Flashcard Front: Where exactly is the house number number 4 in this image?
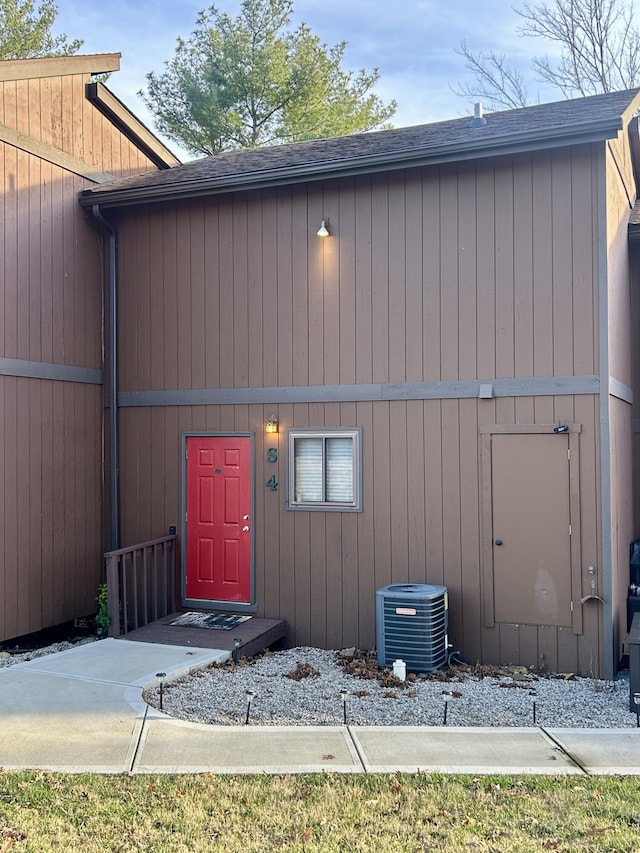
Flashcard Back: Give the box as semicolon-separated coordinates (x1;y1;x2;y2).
266;448;278;490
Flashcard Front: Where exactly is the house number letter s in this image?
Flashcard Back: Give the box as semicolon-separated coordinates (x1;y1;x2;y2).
266;448;278;490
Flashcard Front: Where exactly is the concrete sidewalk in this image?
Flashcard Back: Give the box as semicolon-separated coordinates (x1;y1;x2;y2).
1;638;639;775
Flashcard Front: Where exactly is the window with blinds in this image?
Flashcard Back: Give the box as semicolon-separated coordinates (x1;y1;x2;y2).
287;428;362;511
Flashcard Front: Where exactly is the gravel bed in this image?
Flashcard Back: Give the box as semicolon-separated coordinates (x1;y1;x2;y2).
0;637;97;667
143;647;637;729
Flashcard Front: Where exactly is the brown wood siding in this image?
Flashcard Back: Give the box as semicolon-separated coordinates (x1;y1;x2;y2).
0;65;166;642
115;146;599;394
0;72;160;177
2;159;102;367
114;143;609;675
117;396;602;673
606;142;634;387
605;128;636;664
609;397;633;658
632;248;640;537
0;378;102;639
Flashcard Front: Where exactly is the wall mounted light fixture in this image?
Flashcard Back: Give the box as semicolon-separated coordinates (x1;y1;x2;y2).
265;415;279;434
317;219;329;237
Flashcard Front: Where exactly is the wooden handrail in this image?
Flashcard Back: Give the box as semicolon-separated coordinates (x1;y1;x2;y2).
105;534;177;558
105;535;177;637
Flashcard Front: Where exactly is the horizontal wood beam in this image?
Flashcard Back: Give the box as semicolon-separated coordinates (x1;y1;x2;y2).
118;375;601;408
0;357;102;385
0;121;115;183
0;53;120;82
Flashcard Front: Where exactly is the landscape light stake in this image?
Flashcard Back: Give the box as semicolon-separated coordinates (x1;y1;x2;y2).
635;693;640;728
233;638;240;665
442;691;451;725
245;690;255;725
156;672;166;711
340;689;348;724
529;690;537;725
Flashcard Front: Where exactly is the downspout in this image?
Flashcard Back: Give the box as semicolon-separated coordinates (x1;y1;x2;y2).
91;204;120;551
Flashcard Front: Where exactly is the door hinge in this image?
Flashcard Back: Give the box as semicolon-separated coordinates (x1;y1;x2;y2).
567;448;570;460
570;600;574;612
569;524;572;535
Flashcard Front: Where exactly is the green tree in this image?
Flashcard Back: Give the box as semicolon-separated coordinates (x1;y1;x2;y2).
141;0;396;155
0;0;82;60
456;0;640;110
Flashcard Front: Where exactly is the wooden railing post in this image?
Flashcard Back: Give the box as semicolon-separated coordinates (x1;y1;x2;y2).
105;553;121;637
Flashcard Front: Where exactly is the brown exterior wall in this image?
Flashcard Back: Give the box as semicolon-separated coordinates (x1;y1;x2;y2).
0;68;159;178
118;397;603;673
115;147;601;392
609;397;633;655
632;244;640;539
1;159;102;368
605;120;636;666
0;60;165;642
113;143;613;675
0;379;102;637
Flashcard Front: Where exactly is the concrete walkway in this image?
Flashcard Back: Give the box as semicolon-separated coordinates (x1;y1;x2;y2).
1;638;639;775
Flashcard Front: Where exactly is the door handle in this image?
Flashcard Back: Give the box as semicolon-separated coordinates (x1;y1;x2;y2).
242;525;250;532
494;539;503;546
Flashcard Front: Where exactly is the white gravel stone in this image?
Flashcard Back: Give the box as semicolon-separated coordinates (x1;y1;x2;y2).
0;637;97;667
143;646;638;728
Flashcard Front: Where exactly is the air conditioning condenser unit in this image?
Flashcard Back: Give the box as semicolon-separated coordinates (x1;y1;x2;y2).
376;583;448;672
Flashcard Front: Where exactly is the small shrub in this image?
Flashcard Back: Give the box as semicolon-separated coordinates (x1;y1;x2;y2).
95;584;110;637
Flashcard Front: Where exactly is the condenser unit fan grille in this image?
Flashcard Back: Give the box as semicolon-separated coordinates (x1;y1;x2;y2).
376;583;448;672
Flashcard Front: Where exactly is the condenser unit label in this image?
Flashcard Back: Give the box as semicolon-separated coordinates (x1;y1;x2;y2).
395;607;417;616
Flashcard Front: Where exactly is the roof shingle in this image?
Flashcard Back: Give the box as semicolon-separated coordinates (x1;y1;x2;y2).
80;88;640;208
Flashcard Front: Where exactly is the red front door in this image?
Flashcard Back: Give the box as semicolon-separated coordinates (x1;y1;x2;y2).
185;436;252;603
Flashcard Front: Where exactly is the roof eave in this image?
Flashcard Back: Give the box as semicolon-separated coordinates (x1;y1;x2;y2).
0;53;121;82
79;114;624;210
85;82;181;169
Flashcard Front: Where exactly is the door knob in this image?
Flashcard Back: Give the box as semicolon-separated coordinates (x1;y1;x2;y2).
494;539;503;546
242;525;250;532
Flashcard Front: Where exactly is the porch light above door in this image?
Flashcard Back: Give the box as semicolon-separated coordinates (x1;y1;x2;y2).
317;219;329;237
265;415;279;434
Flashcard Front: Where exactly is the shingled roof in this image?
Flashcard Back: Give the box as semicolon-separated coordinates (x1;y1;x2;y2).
80;87;640;209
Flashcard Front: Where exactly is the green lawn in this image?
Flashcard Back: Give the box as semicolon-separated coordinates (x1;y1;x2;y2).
0;771;639;851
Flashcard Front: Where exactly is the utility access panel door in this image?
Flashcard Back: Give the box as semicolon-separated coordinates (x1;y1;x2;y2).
186;436;252;603
491;432;572;627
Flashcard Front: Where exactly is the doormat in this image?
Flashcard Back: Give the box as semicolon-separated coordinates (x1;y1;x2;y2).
169;612;252;630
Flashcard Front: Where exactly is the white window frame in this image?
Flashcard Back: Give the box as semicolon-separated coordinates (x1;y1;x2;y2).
287;427;363;512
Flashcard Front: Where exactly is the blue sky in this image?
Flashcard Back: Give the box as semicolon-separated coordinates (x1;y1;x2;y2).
54;0;558;159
